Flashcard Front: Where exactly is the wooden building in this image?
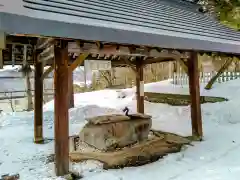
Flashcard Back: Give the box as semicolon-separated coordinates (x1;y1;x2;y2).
0;0;239;176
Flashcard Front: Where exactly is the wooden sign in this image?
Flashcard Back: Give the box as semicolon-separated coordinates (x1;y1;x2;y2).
140;81;144;96
2;43;33;65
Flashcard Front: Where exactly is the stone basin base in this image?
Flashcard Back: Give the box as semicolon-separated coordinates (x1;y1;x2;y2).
79;114;152;151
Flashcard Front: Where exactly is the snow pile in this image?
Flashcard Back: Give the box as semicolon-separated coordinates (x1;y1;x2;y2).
1;78;240;179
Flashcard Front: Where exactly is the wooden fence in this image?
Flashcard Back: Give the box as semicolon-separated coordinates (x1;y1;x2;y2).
0;89;54;112
173;71;240;85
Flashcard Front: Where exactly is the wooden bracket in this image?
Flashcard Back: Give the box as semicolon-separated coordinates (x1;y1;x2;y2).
36;38;55;50
124;57;137;73
69;53;89;72
41;64;54;80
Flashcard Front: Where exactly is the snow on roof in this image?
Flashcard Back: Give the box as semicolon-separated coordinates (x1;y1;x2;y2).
0;0;240;54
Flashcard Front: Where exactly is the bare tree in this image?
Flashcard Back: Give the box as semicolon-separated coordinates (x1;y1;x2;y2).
20;65;33;111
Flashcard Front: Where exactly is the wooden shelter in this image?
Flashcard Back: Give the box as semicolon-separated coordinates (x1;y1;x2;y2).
0;0;240;176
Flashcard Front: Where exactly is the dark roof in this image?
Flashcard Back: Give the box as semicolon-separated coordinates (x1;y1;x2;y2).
156;0;202;12
0;0;240;54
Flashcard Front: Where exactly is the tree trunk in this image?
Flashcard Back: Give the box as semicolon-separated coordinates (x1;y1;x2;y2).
26;71;33;111
205;57;233;90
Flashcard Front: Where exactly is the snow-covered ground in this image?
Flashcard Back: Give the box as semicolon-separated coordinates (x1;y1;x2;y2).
1;75;240;179
0;66;92;112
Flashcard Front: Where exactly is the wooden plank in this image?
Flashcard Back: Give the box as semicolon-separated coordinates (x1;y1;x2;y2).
136;57;144;113
188;52;203;139
69;53;89;72
34;51;44;143
54;45;69;176
68;69;74;108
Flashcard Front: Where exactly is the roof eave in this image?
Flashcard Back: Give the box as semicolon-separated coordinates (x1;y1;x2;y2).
0;12;239;55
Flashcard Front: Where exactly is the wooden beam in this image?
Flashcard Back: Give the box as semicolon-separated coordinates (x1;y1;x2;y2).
41;64;54;80
188;52;203;140
69;53;89;72
68;42;189;59
136;57;144;113
68;69;74;108
143;57;174;65
34;50;44;143
205;57;234;90
54;44;69;176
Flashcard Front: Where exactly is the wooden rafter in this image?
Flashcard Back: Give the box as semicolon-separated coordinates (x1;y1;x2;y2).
3;36;192;68
68;41;189;60
4;36;240;67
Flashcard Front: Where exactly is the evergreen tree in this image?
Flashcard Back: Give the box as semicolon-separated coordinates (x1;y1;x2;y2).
199;0;240;30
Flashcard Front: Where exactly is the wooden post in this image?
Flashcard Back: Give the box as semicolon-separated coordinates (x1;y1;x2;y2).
0;50;3;69
54;44;69;176
34;51;44;143
188;52;203;139
136;57;144;113
0;31;6;69
68;69;74;108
